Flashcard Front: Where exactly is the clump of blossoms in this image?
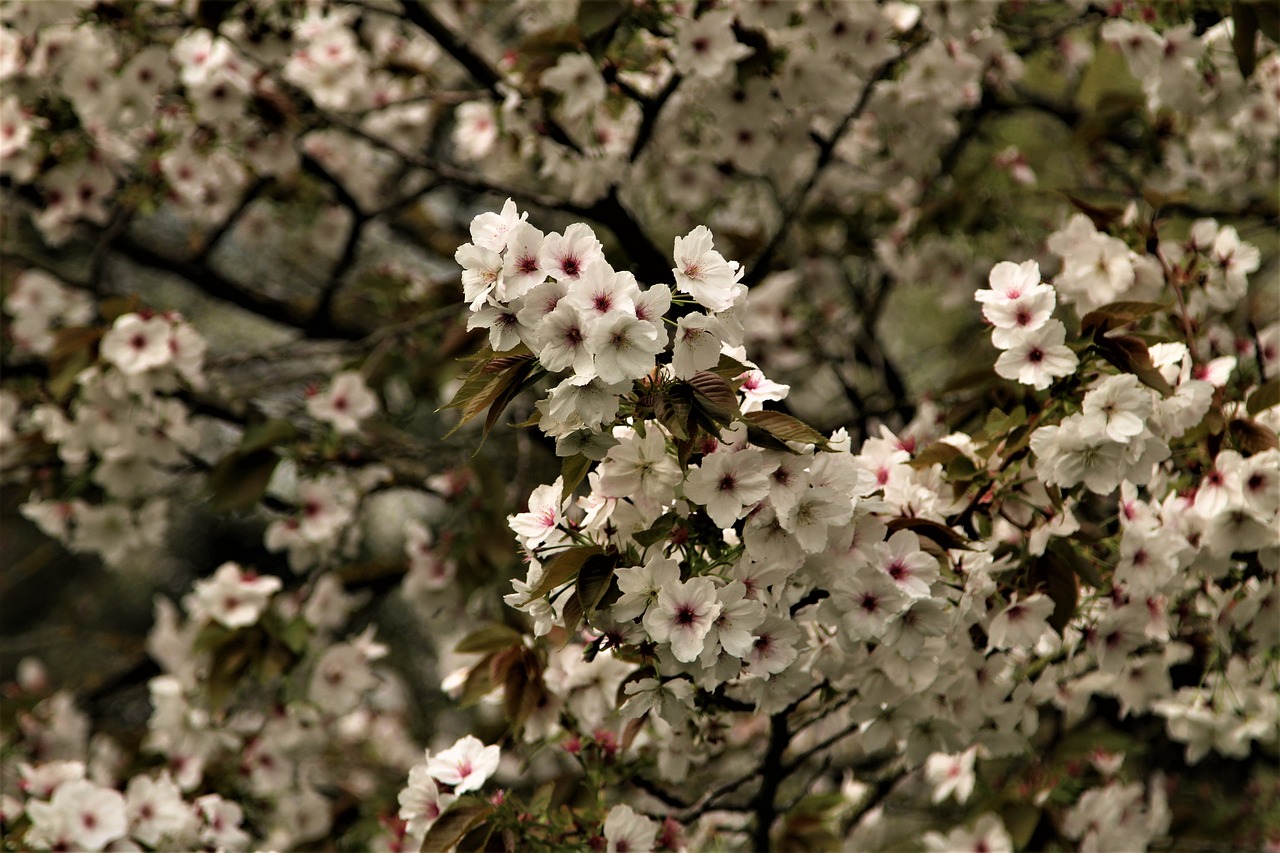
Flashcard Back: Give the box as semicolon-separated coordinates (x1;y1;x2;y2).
435;200;1279;851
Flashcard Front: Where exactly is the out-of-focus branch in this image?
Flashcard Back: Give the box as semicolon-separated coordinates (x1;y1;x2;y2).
742;39;926;288
193;177;273;265
394;1;506;98
113;232;368;339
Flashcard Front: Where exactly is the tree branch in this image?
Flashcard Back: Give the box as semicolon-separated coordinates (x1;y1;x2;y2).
742;39;925;288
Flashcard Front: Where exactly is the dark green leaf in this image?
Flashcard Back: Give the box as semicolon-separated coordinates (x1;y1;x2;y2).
207;448;280;512
576;553;618;615
708;352;751;380
577;0;626;39
561;591;584;632
528;545;604;600
633;512;677;548
655;387;693;440
1059;191;1124;229
420;799;496;853
1039;550;1080;634
1049;541;1106;589
277;616;311;655
561;452;593;501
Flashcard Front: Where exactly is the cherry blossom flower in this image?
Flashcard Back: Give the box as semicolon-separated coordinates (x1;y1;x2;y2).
542;53;607;119
736;369;790;412
588;312;663;384
987;593;1054;650
469;197;526;253
1082;374;1153;443
603;803;658;853
455;241;506;310
26;778;127;852
501;220;548;299
538;223;604;282
453;100;498;161
873;529;939;599
614;556;681;621
671;312;724;379
683;447;771;528
398;764;457;838
834;569;909;641
188;562;282;629
100;313;173;375
195;794;250;851
993;320;1078;390
672;10;752;79
923;813;1012;853
537;301;596;377
643;576;722;662
924;746;978;803
598;428;682;502
426;734;501;793
672;225;745;312
307;370;378;434
508;477;568;548
125;772;195;848
568;264;639;323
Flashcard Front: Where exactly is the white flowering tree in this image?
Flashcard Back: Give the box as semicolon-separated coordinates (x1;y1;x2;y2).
2;1;1278;852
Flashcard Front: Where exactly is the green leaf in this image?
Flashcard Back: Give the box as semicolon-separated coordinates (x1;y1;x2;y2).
909;441;965;469
742;410;829;450
528;545;604;600
420;799;496;853
207;448;280;512
1247;380;1280;416
1002;803;1042;850
633;512;677;548
576;0;626;39
277;616;312;655
456;623;525;654
1080;301;1166;336
482;360;538;442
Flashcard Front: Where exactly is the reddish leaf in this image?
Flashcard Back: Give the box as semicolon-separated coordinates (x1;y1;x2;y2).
1080;301;1166;336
